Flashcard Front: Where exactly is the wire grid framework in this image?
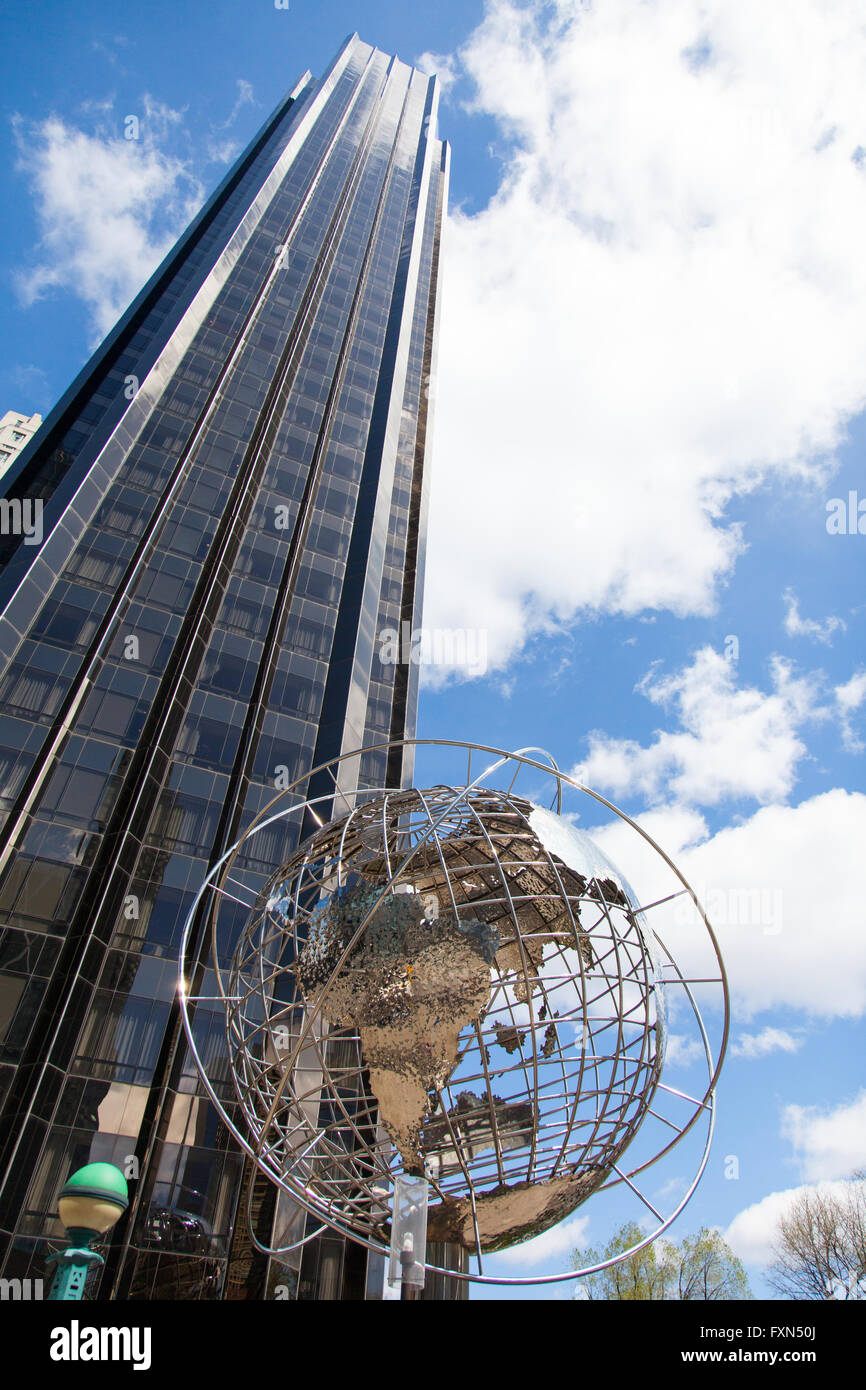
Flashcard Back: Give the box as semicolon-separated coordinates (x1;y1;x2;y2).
179;740;729;1286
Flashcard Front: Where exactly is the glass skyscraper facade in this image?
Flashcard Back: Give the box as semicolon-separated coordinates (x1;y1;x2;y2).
0;34;455;1299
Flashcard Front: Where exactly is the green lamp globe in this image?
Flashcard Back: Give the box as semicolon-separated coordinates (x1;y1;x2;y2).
57;1162;129;1236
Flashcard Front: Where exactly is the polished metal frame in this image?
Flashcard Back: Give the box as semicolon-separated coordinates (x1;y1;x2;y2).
178;739;729;1286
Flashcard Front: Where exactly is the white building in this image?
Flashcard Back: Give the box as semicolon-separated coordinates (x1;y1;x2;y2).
0;410;42;480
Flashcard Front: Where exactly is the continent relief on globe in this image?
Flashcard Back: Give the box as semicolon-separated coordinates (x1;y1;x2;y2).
295;885;497;1166
293;809;633;1251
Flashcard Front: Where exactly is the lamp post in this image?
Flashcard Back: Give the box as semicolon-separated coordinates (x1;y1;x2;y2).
46;1162;129;1301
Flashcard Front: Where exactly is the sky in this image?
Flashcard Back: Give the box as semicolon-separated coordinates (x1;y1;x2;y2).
2;0;866;1301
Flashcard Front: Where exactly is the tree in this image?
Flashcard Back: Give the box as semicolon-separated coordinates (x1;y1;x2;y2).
767;1176;866;1301
572;1221;752;1300
675;1228;752;1301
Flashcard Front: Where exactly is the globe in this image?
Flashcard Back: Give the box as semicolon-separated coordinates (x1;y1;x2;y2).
224;782;667;1254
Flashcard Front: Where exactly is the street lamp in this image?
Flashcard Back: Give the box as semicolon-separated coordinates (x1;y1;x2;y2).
46;1162;129;1301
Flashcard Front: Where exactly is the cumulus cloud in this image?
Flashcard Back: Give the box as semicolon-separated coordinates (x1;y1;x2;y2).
726;1179;865;1266
14;113;202;342
414;51;460;92
782;1091;866;1180
575;647;826;807
732;1027;804;1060
495;1210;590;1265
782;589;846;645
834;670;866;752
590;788;866;1018
664;1032;704;1067
424;0;866;676
206;139;242;167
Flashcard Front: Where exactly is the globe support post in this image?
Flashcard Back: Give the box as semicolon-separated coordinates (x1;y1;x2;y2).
390;1174;429;1300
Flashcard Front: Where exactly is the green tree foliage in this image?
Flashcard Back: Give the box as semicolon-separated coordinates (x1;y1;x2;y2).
572;1222;752;1300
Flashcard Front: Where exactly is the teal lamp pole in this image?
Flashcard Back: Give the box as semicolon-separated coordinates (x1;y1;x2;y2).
46;1163;129;1301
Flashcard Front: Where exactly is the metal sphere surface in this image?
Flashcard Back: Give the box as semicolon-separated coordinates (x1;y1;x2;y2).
226;785;667;1253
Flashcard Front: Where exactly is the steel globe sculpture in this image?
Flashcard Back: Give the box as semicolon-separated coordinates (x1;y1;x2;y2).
179;741;728;1287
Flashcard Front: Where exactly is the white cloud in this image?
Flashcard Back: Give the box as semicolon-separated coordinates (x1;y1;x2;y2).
664;1032;704;1067
141;94;187;135
653;1174;689;1204
15;114;202;342
782;589;846;645
425;0;866;675
495;1210;590;1266
79;96;116;117
414;50;460;92
732;1027;803;1059
834;670;866;752
215;78;256;131
782;1091;866;1180
207;138;242;167
590;787;866;1019
835;671;866;710
575;647;826;807
726;1180;864;1266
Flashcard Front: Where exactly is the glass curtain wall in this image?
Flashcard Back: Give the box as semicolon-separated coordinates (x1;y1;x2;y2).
0;34;457;1300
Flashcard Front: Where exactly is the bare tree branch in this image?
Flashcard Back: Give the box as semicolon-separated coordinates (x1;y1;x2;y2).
768;1177;866;1300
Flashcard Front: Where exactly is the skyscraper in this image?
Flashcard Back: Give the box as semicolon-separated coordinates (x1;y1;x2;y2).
0;412;42;483
0;34;453;1299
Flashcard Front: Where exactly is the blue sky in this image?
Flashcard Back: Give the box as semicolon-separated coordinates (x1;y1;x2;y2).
3;0;866;1300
